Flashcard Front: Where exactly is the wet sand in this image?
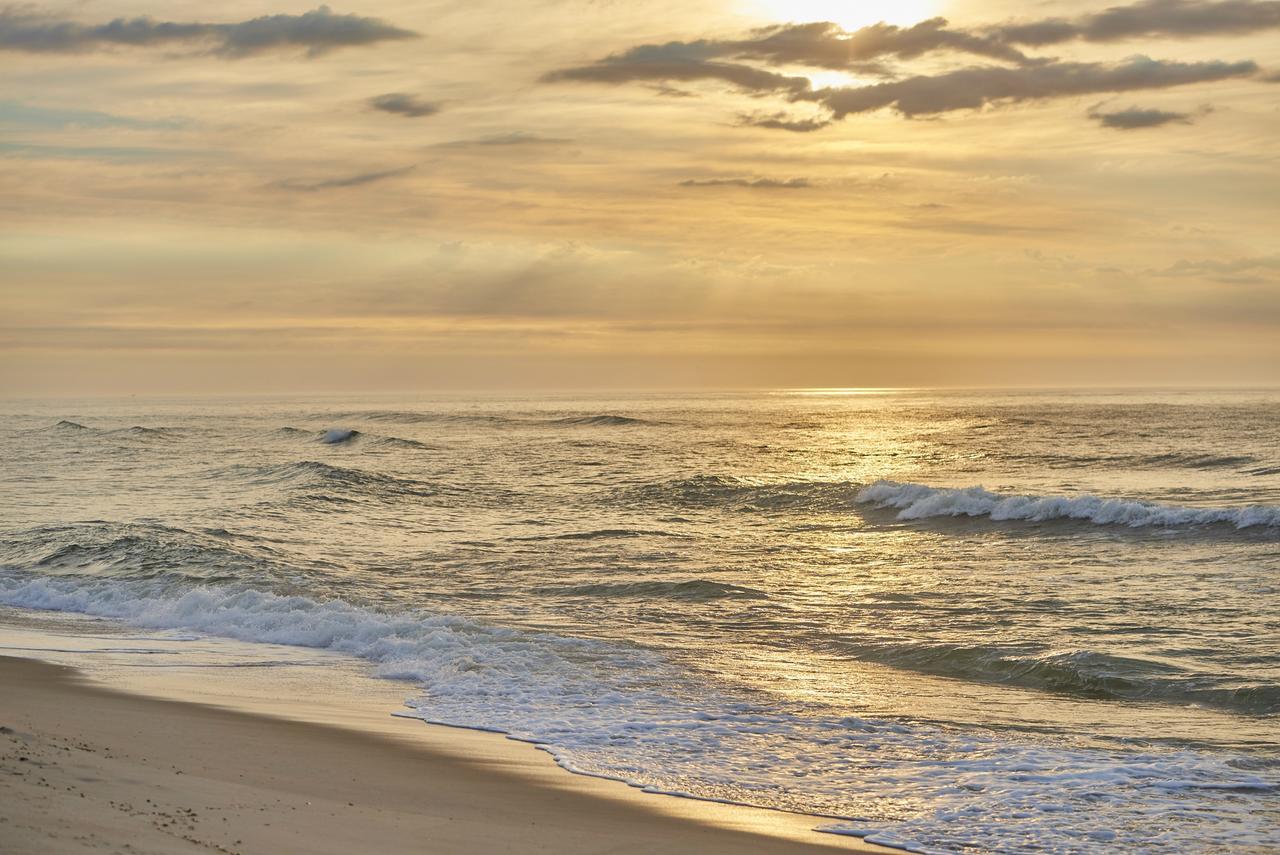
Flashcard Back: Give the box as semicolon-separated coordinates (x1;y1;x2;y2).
0;655;891;854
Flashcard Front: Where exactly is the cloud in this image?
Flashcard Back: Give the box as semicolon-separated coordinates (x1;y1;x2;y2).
1156;255;1280;279
432;132;572;148
991;0;1280;47
679;177;811;188
738;112;832;132
725;19;1028;67
369;93;440;118
544;2;1280;89
0;5;418;57
808;56;1257;119
0;100;183;130
542;55;811;95
543;4;1273;129
1087;103;1204;128
272;165;415;192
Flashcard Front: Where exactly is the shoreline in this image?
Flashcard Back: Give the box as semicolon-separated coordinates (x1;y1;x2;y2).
0;619;895;854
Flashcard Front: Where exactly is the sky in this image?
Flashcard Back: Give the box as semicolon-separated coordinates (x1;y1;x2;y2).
1;0;1278;394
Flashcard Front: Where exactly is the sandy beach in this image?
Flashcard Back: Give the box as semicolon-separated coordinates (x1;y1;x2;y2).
0;654;890;854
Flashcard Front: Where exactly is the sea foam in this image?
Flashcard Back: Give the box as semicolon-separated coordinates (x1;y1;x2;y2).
856;480;1280;529
0;570;1274;855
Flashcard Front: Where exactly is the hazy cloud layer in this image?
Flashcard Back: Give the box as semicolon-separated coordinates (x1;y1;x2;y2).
272;165;415;192
679;177;811;188
0;5;418;57
431;132;573;148
369;93;440;117
1158;255;1280;278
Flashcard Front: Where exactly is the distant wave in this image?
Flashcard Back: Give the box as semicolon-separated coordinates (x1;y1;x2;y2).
624;475;863;512
831;640;1280;716
514;528;678;542
320;427;360;444
322;411;653;428
277;426;431;450
547;415;649;427
856;480;1280;529
216;460;438;500
40;420;172;439
543;579;767;601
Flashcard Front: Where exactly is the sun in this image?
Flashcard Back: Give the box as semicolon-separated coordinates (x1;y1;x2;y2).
745;0;943;29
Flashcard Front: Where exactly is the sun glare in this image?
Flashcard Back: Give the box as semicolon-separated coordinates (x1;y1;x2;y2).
746;0;943;29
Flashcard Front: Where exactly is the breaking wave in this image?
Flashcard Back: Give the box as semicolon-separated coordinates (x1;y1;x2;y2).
856;480;1280;530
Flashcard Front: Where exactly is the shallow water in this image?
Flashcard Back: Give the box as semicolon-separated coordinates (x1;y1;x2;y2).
1;389;1277;853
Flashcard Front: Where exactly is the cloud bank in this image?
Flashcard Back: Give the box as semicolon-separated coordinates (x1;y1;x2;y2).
0;5;418;57
545;0;1277;128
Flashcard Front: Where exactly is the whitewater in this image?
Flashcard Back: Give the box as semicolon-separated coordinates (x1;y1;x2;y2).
1;389;1278;853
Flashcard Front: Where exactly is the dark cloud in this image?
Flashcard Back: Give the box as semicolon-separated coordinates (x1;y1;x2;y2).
544;2;1280;88
543;56;811;95
728;19;1028;67
992;0;1280;47
543;3;1274;129
1087;103;1202;128
369;93;440;118
272;165;415;192
808;56;1256;119
679;177;811;188
0;5;418;57
739;112;832;132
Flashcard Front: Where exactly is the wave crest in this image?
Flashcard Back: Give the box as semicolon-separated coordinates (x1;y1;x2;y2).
856;480;1280;530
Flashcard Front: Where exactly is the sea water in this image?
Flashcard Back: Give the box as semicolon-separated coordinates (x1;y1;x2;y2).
1;389;1277;853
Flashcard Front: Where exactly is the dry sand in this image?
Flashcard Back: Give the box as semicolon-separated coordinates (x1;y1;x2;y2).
0;655;892;854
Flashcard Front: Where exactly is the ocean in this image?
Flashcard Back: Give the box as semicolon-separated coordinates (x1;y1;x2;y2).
1;388;1277;853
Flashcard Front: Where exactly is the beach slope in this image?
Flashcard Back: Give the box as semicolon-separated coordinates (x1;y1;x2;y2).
0;656;882;854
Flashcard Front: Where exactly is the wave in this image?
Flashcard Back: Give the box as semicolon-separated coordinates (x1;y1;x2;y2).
320;427;359;444
276;425;430;450
540;579;767;601
1136;453;1258;470
831;640;1280;716
514;528;677;542
547;415;649;427
624;476;861;511
0;522;283;584
856;480;1280;530
215;460;438;500
1026;451;1263;471
321;411;652;428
